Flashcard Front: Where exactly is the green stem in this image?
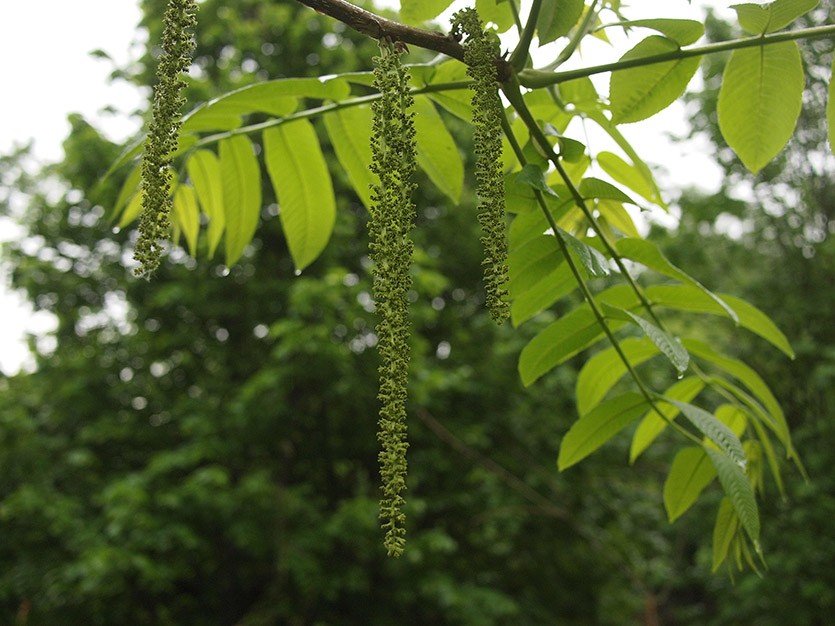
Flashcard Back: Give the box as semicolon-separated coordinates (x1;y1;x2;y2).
519;23;835;88
187;80;470;151
509;0;542;71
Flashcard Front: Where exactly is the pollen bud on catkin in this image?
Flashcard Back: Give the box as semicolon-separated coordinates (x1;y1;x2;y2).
134;0;198;278
451;9;510;324
368;41;417;558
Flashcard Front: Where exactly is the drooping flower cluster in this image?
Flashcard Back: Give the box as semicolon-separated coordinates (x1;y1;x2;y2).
368;41;417;558
134;0;198;278
452;8;510;323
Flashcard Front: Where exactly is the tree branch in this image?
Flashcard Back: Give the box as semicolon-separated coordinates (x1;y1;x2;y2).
295;0;466;61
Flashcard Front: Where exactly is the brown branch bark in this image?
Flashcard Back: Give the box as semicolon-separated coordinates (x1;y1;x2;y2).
295;0;466;61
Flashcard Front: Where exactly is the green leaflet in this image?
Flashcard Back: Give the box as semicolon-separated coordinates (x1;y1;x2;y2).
510;261;575;326
537;0;585;45
586;111;667;209
508;235;562;295
597;200;641;238
264;120;336;272
667;400;747;468
712;497;739;571
706;448;761;546
181;77;350;133
597;151;661;207
683;338;792;449
111;164;142;222
609;36;701;124
732;0;819;34
519;285;636;386
630;376;704;463
611;19;704;46
187;150;225;258
579;177;637;205
400;0;453;24
621;310;690;375
323;105;375;210
413;97;464;203
558;393;650;470
718;41;804;174
475;0;515;33
172;184;199;256
575;337;659;416
664;446;717;522
646;284;793;357
554;227;610;278
219;136;261;267
616;238;738;323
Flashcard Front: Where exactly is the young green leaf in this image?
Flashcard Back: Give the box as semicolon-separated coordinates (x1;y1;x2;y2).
475;0;515;33
264;119;336;272
323;106;375;210
622;310;690;375
597;151;662;206
706;448;761;546
667;400;747;468
597;200;641;238
413;97;464;203
664;446;717;522
537;0;585;45
609;36;701;124
401;0;454;24
576;337;659;416
630;377;704;463
220;135;261;267
554;226;610;278
646;284;794;357
579;177;638;205
510;261;576;326
732;0;819;34
558;393;650;470
187;150;224;258
712;497;739;571
718;41;804;173
616;238;738;323
172;184;199;257
611;18;705;46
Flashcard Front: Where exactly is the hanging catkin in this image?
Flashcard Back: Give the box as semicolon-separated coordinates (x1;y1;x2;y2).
134;0;198;278
452;9;510;324
368;41;417;558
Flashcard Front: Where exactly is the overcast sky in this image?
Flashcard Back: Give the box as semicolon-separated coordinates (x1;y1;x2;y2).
0;0;737;373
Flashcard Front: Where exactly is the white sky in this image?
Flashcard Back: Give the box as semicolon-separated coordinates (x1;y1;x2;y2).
0;0;740;374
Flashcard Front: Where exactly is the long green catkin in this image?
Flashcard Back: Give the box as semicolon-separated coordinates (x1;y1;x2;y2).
368;41;417;558
452;8;510;324
134;0;198;278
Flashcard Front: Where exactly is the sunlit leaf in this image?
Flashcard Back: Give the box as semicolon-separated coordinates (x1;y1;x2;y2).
173;185;200;256
610;36;701;124
706;448;761;545
613;18;704;45
264;120;336;271
558;393;650;470
476;0;515;33
630;377;704;462
220;136;261;267
576;337;659;415
732;0;819;34
555;227;610;278
537;0;585;45
414;97;464;203
323;105;375;210
400;0;454;24
187;150;224;258
664;446;717;521
579;177;637;205
718;41;804;173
